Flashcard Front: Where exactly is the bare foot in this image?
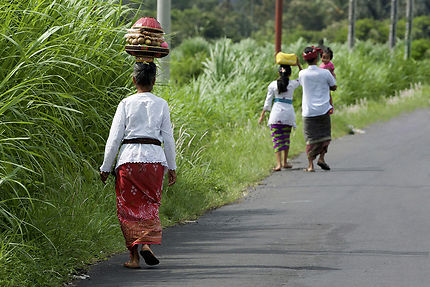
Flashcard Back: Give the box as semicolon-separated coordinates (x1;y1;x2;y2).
123;261;140;269
272;166;281;171
282;163;293;169
303;167;315;172
124;245;140;268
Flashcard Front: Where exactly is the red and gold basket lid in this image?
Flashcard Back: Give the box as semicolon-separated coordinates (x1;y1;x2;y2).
124;17;169;61
132;17;163;33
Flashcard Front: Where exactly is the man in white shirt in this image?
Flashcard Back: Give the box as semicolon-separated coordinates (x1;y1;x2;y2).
299;46;337;172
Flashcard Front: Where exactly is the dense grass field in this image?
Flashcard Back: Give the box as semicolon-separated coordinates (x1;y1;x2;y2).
1;0;430;286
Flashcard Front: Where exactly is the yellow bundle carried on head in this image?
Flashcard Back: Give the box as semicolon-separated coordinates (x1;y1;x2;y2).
276;52;297;66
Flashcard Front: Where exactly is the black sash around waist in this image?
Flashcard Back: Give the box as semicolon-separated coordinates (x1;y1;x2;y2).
122;137;161;146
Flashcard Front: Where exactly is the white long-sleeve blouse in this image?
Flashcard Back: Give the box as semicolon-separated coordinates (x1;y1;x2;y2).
100;92;176;172
263;80;300;128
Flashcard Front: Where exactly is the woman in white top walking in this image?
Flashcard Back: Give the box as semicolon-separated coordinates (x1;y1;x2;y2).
100;62;176;268
259;60;302;171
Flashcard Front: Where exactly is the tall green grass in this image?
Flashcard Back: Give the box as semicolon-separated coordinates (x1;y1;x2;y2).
1;1;430;285
1;0;133;224
170;37;210;85
0;0;136;285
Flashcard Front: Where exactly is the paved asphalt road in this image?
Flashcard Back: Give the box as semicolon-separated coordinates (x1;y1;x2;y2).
74;108;430;287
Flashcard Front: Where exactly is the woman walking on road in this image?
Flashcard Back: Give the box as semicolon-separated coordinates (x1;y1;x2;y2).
99;62;177;268
259;59;302;171
299;46;337;172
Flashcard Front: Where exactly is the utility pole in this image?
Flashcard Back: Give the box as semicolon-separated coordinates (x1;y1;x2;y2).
348;0;356;50
404;0;413;59
157;0;171;83
275;0;283;54
389;0;398;50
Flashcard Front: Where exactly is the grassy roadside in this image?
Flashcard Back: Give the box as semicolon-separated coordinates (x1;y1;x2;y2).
332;84;430;132
1;86;428;286
160;83;430;226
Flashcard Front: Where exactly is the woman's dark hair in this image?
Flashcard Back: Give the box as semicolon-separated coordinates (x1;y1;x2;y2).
277;65;291;93
323;47;333;60
133;62;157;87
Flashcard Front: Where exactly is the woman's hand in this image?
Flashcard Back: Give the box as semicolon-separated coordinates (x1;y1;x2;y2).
258;110;266;125
258;115;264;125
296;57;302;71
168;169;177;186
100;171;109;184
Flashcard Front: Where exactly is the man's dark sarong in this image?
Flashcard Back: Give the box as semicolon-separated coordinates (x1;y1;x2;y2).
303;113;331;160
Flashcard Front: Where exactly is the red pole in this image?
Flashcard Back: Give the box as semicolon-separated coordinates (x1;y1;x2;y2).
275;0;283;54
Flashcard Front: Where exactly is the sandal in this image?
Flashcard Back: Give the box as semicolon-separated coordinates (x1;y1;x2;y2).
317;161;330;170
140;248;160;266
303;168;315;172
282;163;293;169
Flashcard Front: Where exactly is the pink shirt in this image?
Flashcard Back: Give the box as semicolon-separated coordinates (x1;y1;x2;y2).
320;61;335;79
320;61;335;72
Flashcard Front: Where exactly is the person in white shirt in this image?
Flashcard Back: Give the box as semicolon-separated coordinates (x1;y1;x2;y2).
259;60;302;171
99;61;176;268
299;46;337;172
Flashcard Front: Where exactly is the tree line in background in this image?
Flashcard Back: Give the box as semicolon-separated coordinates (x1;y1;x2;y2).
127;0;429;57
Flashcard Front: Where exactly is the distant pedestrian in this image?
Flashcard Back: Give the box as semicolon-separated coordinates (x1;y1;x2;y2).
259;58;302;171
320;47;336;78
99;61;177;268
299;46;337;172
320;47;336;114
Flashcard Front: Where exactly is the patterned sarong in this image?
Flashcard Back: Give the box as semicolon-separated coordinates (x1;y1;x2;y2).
115;162;165;249
303;113;331;160
270;124;292;152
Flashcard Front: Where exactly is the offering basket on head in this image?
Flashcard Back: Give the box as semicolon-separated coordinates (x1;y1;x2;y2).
125;17;169;62
275;52;297;66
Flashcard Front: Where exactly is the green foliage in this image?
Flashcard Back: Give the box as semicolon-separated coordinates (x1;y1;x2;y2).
0;0;133;225
412;16;430;39
411;39;430;60
170;37;210;84
1;0;430;285
355;18;389;43
321;20;349;43
134;1;430;48
321;16;430;49
0;0;135;284
286;0;328;30
171;7;223;46
331;40;430;106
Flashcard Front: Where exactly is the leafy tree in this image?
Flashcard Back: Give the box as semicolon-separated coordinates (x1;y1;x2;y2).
411;39;430;60
252;0;275;29
123;0;430;48
171;7;223;46
415;0;430;16
322;20;349;42
355;18;389;43
412;16;430;39
286;0;327;30
356;0;391;19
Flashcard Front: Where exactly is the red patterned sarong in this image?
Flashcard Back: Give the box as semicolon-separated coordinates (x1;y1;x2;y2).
115;162;165;249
